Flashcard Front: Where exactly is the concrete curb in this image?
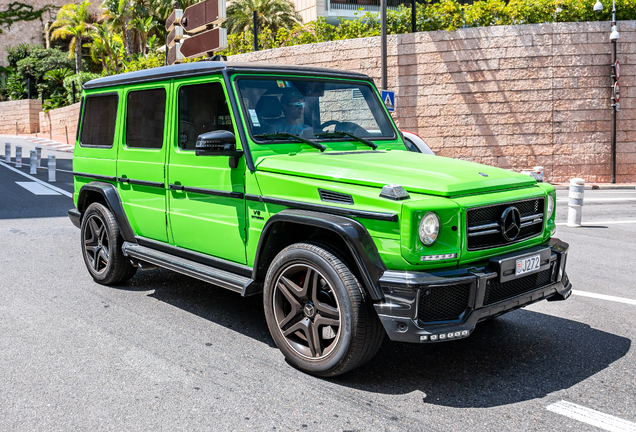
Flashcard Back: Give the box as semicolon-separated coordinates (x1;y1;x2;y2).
552;183;635;190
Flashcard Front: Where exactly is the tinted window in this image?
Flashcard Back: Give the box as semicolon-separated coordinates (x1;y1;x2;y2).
126;88;166;149
80;94;118;147
178;82;232;150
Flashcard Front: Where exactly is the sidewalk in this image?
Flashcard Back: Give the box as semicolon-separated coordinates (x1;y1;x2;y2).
2;133;74;153
551;182;635;190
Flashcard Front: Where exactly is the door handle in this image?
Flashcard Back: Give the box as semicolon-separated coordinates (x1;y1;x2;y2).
168;183;185;191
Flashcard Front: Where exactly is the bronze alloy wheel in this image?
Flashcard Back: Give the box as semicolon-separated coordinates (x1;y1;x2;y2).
80;203;137;285
83;214;111;275
263;242;385;376
273;263;342;360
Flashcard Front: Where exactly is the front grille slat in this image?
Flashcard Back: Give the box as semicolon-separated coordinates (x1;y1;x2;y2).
483;265;554;306
466;198;544;250
418;283;471;323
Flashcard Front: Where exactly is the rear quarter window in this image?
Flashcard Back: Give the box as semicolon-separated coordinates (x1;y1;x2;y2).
80;94;118;148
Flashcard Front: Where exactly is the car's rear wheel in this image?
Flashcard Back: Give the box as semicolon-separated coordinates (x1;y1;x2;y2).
80;202;136;285
263;242;384;377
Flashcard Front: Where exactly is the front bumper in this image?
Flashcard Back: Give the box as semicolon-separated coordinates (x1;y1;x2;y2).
374;238;571;343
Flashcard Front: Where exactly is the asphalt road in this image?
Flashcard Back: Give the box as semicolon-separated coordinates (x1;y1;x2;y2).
0;151;634;431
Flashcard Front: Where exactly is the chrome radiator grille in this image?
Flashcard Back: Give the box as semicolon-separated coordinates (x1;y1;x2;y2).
466;198;544;250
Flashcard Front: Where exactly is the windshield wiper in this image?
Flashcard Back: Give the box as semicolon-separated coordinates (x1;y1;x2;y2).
254;133;326;152
314;131;378;150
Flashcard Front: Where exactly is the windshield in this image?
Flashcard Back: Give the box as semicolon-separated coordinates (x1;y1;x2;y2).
236;78;396;143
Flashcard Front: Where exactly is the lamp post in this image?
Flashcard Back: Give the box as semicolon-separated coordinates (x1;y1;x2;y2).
594;0;619;183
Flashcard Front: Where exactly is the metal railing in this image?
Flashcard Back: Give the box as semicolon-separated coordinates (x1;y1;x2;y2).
327;0;476;12
328;0;411;11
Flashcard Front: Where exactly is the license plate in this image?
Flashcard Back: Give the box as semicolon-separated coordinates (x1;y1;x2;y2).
515;254;541;276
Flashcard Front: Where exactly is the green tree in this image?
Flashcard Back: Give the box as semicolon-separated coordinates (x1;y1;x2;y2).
50;1;95;74
226;0;301;35
101;0;133;56
130;15;156;55
88;22;121;74
13;45;74;99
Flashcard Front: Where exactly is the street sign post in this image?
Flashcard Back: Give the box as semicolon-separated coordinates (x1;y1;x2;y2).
180;28;227;59
165;0;227;65
614;82;620;103
181;0;226;33
614;60;620;80
381;90;395;112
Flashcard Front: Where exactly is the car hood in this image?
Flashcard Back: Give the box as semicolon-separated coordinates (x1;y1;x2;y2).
256;151;536;197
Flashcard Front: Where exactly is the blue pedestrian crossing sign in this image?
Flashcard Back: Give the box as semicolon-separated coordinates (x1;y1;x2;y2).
381;90;395;112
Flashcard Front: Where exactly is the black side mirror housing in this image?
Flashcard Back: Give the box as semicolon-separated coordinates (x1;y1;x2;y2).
195;130;243;168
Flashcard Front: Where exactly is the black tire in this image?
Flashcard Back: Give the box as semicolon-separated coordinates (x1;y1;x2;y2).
80;202;137;285
263;242;384;377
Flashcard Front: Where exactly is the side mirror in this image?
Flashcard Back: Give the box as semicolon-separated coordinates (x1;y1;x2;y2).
195;130;243;168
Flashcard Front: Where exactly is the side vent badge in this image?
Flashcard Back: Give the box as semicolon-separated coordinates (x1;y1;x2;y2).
380;184;410;201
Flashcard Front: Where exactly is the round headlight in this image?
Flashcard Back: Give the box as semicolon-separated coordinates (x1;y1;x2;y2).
419;212;440;246
547;194;555;220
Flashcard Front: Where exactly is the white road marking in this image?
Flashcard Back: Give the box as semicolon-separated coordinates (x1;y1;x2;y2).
557;198;636;202
15;181;61;195
556;220;636;226
572;290;636;306
0;160;72;198
547;401;636;432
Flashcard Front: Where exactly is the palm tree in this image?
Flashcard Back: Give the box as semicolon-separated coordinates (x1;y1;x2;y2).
50;1;96;73
101;0;133;56
130;16;156;56
90;23;120;73
226;0;301;35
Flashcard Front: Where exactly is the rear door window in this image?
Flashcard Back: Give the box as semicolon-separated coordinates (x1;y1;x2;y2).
80;94;118;148
125;88;167;149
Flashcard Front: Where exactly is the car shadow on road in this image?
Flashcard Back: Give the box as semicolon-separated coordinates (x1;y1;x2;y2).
331;310;631;408
112;269;631;408
115;268;276;348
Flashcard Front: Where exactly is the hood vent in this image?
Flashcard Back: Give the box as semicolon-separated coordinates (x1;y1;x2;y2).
319;189;354;205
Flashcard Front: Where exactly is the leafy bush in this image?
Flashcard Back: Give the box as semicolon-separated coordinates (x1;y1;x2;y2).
218;0;636;56
63;72;100;104
122;51;166;72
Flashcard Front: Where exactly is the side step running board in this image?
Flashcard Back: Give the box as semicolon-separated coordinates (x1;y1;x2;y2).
122;242;256;295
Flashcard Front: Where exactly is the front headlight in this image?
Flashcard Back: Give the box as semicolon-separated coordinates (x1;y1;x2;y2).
419;212;440;246
547;194;555;220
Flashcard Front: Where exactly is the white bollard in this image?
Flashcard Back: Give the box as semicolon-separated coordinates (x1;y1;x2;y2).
567;178;585;227
4;143;10;163
15;145;22;168
35;146;42;168
29;150;37;174
47;154;56;182
533;166;544;182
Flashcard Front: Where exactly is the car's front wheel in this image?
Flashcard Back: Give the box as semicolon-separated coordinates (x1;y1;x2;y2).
80;202;136;285
263;242;384;377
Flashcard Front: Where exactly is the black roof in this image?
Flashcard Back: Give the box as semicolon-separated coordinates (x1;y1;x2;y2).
83;61;372;90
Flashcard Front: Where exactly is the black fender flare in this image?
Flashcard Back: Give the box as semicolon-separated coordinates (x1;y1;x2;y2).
77;182;136;243
253;209;386;301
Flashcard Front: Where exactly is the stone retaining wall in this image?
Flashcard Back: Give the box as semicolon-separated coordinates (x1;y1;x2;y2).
0;99;42;134
230;21;636;183
39;102;81;141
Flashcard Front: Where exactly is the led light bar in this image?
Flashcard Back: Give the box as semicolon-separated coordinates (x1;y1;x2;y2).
420;330;470;341
420;253;458;261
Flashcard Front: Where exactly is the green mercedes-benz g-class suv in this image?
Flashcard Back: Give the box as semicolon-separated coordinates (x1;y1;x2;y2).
69;61;571;376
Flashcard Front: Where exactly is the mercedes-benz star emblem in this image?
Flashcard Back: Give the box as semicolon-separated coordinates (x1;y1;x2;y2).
500;206;521;241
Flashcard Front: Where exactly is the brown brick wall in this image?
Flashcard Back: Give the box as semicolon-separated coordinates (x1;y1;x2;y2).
38;102;81;141
0;99;42;134
230;21;636;183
